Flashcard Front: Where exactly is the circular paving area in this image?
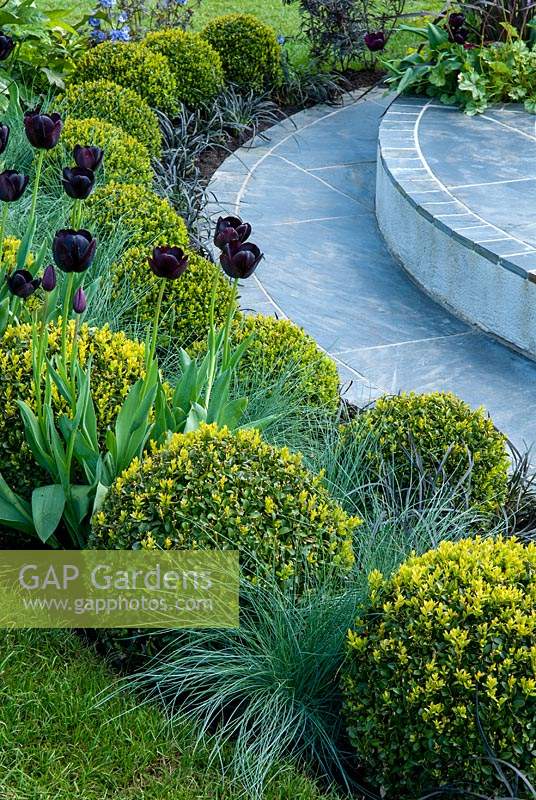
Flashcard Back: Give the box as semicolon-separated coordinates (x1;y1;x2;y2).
377;98;536;355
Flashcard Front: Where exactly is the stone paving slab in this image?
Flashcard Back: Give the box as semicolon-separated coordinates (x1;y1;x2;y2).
207;88;536;449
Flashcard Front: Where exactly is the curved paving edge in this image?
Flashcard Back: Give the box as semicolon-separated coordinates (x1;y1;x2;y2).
207;89;536;449
378;97;536;356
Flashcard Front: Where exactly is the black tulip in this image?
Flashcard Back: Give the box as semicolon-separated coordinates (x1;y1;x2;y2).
6;269;40;299
41;264;57;292
451;26;469;43
52;229;97;273
0;33;15;61
73;287;87;314
220;241;263;280
62;166;95;200
0;170;28;202
364;30;386;52
148;246;189;280
448;12;466;29
73;144;104;172
24;110;63;150
214;216;252;250
0;124;9;155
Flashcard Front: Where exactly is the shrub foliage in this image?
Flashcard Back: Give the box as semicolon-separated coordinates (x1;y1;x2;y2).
202;14;282;94
90;423;359;587
342;536;536;797
348;392;509;513
60;80;162;158
59;117;152;187
143;29;224;110
111;245;236;347
73;41;178;114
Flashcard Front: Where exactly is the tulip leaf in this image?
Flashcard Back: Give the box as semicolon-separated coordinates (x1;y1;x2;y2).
68;485;93;526
427;22;449;48
16;400;55;475
92;482;110;516
112;378;156;475
218;398;248;431
240;413;281;433
207;370;232;425
31;484;65;543
184;403;207;433
0;472;35;535
16;213;37;271
0;296;10;337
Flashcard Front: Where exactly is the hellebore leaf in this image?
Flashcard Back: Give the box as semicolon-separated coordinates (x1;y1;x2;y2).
427;23;449;48
31;484;65;543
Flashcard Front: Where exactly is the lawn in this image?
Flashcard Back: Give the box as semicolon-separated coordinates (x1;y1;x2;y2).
0;628;334;800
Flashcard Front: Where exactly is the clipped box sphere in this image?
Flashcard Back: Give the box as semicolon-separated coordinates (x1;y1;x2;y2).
87;182;188;250
111;245;236;348
192;314;340;409
342;536;536;798
0;322;146;499
73;41;178;114
143;29;224;110
58;117;152;187
347;392;509;513
90;423;359;588
202;13;282;94
60;80;162;158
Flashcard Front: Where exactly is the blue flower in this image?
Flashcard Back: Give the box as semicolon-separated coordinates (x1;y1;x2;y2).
117;10;128;22
277;34;286;45
98;0;115;8
88;16;101;27
110;25;130;41
176;0;187;5
91;28;107;41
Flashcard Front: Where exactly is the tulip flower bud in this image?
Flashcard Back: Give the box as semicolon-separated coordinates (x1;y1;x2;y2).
73;287;87;314
148;246;189;280
214;216;252;250
53;229;97;273
73;145;104;172
364;30;386;52
41;264;57;292
0;170;28;202
62;166;95;200
0;124;9;155
24;110;63;150
6;269;41;299
0;33;15;61
220;241;263;280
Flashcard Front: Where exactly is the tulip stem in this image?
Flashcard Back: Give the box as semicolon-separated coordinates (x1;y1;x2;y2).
204;273;221;412
29;149;45;225
0;201;8;269
222;278;238;370
148;280;166;369
34;293;50;423
61;272;75;370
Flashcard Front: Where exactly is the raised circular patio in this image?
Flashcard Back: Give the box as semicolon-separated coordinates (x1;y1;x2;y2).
377;97;536;355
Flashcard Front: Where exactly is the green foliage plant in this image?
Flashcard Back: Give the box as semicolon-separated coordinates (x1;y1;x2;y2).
342;536;536;798
143;29;224;110
60;80;162;158
346;391;510;514
72;41;178;114
202;13;283;93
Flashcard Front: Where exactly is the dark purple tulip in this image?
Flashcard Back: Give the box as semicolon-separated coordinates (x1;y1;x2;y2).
6;269;40;299
0;124;9;155
220;241;263;280
451;26;469;43
24;110;63;150
73;287;87;314
364;30;386;52
448;12;466;29
52;229;97;273
148;246;189;280
73;144;104;172
0;170;29;202
62;166;95;200
0;33;15;61
41;264;56;292
214;216;252;250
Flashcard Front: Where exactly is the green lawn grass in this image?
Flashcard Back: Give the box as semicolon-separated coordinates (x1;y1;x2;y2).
0;629;335;800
